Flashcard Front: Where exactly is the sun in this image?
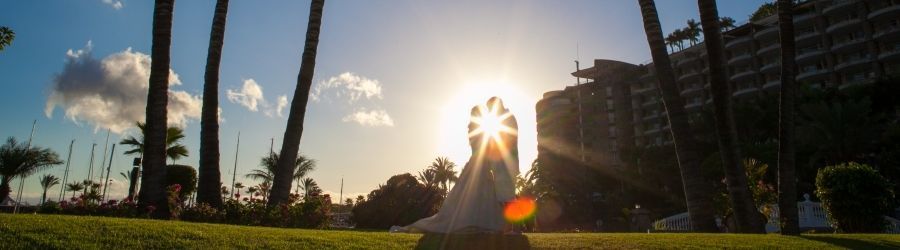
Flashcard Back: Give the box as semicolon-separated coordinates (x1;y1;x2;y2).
469;101;513;142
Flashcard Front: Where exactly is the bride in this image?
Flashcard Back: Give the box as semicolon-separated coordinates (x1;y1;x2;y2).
392;97;519;234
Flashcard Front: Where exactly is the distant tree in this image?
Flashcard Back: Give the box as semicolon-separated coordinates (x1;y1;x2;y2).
253;153;315;195
685;19;702;46
427;157;458;196
65;182;83;199
0;137;63;200
301;177;321;198
750;2;777;22
119;122;189;164
39;174;60;205
417;169;439;189
351;173;443;229
719;16;736;32
0;26;14;51
166;165;197;202
269;0;326;206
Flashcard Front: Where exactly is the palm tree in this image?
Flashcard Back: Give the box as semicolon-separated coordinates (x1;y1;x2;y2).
428;157;458;195
269;0;326;206
247;186;259;200
665;32;679;52
0;137;63;201
0;26;14;51
119;122;189;164
140;0;176;217
637;0;718;232
293;155;316;194
719;16;736;32
39;174;60;205
685;19;702;46
775;0;799;236
233;182;244;198
673;28;687;50
301;177;320;198
697;0;766;233
65;182;83;199
417;169;439;188
197;0;231;209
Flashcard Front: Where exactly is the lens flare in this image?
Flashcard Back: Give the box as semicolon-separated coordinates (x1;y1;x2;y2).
504;197;537;223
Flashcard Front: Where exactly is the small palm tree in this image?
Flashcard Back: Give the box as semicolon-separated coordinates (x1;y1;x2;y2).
417;169;439;188
233;182;244;198
719;16;736;32
301;177;320;198
428;157;458;195
39;174;60;205
65;182;83;199
293;155;316;194
252;153;316;194
0;137;63;200
685;19;702;46
247;186;259;200
119;122;189;164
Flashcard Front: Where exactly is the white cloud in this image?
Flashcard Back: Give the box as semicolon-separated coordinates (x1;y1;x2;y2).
101;0;124;10
226;79;289;118
342;108;394;127
312;72;383;103
226;79;264;111
45;42;202;134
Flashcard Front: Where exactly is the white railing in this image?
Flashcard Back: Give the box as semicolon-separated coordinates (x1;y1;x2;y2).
652;194;898;233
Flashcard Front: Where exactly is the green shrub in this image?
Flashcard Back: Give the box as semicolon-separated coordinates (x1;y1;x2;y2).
815;162;895;233
166;165;197;202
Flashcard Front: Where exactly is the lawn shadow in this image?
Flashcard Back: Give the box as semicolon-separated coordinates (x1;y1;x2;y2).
800;235;900;250
415;233;530;250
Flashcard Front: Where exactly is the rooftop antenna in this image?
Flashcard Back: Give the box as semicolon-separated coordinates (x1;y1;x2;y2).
13;120;36;214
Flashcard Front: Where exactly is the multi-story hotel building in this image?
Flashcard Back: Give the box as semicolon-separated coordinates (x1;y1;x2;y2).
536;0;900;172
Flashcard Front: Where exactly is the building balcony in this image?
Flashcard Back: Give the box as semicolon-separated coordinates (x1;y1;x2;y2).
826;18;863;34
677;71;702;82
834;56;872;71
642;99;659;107
680;86;704;96
727;53;754;65
875;26;900;40
757;43;781;56
823;0;858;16
763;80;781;90
760;61;781;73
642;113;660;121
729;70;758;82
676;56;700;68
640;72;655;81
754;26;779;40
684;101;703;110
732;87;760;98
796;49;826;64
794;31;823;45
725;36;753;50
879;49;900;62
793;13;817;25
839;77;876;90
868;4;900;21
831;39;867;53
634;86;656;95
644;127;662;135
796;69;830;82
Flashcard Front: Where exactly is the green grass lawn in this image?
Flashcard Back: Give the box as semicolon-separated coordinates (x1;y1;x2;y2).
3;214;900;249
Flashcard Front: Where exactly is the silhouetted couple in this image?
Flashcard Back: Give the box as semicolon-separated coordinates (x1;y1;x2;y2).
392;97;519;234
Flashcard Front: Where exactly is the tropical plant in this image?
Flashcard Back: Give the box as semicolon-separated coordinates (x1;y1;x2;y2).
427;157;458;195
197;0;231;209
637;0;718;232
697;0;766;233
269;0;326;206
685;19;702;46
301;177;321;198
293;155;316;194
119;122;189;163
166;165;197;202
351;173;443;229
776;0;799;235
39;174;61;205
816;162;894;233
750;2;777;22
719;16;736;32
0;26;14;51
65;182;83;199
0;137;63;201
140;0;177;218
417;169;439;189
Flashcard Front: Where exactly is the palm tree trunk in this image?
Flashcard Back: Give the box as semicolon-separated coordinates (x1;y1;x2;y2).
0;177;11;201
776;0;799;236
268;0;326;206
197;0;229;209
140;0;175;218
697;0;766;233
637;0;718;232
41;189;47;205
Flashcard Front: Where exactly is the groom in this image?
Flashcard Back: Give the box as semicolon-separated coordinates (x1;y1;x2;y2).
485;97;519;233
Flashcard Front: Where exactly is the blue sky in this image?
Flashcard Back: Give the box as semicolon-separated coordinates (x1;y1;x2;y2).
0;0;769;203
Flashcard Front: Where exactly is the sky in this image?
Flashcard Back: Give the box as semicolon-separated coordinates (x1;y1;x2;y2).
0;0;769;204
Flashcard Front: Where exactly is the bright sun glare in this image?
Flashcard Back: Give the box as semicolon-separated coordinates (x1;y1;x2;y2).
438;81;537;175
